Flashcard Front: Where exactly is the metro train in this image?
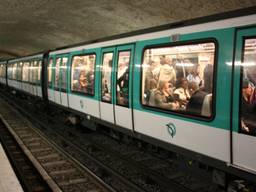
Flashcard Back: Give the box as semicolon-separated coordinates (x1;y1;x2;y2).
0;8;256;187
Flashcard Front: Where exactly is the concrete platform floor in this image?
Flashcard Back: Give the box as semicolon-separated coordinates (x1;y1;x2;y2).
0;143;23;192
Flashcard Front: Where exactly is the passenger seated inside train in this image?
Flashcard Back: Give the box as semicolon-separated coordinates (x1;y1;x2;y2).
154;80;179;110
240;79;256;136
174;78;190;110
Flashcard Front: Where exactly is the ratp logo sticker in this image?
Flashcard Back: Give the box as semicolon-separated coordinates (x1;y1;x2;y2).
166;122;176;138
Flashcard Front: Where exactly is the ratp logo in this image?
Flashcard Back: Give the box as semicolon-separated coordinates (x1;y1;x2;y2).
166;122;176;138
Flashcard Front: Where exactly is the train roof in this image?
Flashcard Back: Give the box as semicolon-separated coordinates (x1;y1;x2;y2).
7;53;44;64
49;7;256;55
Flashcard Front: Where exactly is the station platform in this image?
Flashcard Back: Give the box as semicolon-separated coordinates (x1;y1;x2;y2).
0;143;23;192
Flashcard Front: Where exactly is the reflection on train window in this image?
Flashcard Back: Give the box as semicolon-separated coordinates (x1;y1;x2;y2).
101;53;113;102
48;59;53;87
141;42;215;118
55;58;61;89
71;54;96;95
240;38;256;136
60;57;68;90
22;62;30;82
116;51;130;106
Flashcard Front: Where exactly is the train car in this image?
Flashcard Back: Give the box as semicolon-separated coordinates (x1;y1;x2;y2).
7;54;44;98
1;8;256;185
0;61;7;85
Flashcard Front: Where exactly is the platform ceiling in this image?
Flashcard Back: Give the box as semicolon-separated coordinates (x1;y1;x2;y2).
0;0;256;60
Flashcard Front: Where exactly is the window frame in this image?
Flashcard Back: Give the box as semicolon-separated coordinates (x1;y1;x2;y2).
239;36;256;136
140;38;218;121
70;53;97;97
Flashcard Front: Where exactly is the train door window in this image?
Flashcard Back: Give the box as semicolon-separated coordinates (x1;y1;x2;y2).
48;58;53;87
116;51;131;106
101;53;113;102
60;57;68;91
240;38;256;136
71;54;96;95
22;62;29;82
141;41;216;118
55;58;61;89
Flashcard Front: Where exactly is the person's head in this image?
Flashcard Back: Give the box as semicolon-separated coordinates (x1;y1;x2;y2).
176;78;188;89
188;82;199;95
160;55;166;65
79;71;87;87
242;79;253;98
149;79;157;90
158;80;169;91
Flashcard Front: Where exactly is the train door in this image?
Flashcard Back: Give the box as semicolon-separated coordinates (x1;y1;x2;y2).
53;57;61;105
113;44;134;130
99;47;115;123
47;58;55;102
232;27;256;171
59;56;69;107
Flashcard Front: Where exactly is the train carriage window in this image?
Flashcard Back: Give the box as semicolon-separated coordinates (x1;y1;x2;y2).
22;62;30;82
55;58;61;89
71;54;96;95
12;63;17;80
101;53;113;102
37;60;42;85
29;61;34;83
116;51;131;106
7;64;12;79
48;59;53;87
33;61;38;84
60;57;68;90
141;42;216;118
240;38;256;136
17;62;22;81
0;65;2;77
